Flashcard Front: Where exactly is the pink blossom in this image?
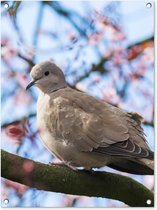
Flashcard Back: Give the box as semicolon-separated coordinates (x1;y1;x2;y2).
127;45;145;61
88;32;103;45
13;89;32;106
1;44;18;60
69;32;77;41
92;76;101;83
5;124;26;143
15;73;28;89
76;83;88;92
5;180;27;197
22;160;34;173
142;47;154;64
102;87;121;105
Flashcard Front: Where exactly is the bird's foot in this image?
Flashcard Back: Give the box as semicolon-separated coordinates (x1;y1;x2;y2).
49;161;78;171
49;161;65;167
64;161;78;171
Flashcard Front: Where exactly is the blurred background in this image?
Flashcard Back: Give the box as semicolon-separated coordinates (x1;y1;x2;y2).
1;0;154;207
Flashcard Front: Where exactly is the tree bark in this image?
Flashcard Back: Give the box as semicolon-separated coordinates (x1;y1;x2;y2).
1;149;154;207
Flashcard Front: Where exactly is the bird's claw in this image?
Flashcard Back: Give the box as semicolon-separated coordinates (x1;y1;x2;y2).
49;161;78;171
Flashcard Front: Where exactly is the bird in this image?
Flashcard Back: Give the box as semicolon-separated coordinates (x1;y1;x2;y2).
26;60;154;175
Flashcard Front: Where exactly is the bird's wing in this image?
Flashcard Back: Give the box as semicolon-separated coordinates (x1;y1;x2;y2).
49;88;152;159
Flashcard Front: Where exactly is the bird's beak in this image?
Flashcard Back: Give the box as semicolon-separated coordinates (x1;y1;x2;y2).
26;80;36;90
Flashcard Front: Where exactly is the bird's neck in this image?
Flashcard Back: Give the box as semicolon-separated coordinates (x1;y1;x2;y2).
49;84;68;94
37;76;68;95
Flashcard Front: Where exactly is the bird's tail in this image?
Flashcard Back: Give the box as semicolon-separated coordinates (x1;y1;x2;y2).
107;159;154;175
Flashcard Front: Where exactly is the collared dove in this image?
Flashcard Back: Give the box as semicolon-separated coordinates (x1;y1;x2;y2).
26;61;154;175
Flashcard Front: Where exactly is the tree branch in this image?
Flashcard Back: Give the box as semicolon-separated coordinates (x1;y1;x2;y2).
1;150;154;207
1;113;36;128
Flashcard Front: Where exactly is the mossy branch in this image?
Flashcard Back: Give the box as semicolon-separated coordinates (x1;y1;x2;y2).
1;149;154;207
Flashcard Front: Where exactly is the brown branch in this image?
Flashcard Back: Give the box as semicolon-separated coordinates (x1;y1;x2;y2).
143;121;154;127
75;57;109;83
1;113;36;128
18;53;35;68
1;150;154;207
8;1;22;17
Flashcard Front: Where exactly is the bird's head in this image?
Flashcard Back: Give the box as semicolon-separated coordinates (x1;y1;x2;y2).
26;61;67;94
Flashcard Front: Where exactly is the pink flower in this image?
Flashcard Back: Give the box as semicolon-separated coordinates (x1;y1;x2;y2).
69;32;77;41
1;45;18;60
5;124;26;144
5;180;27;197
13;89;32;106
15;73;28;89
22;160;34;173
88;32;103;45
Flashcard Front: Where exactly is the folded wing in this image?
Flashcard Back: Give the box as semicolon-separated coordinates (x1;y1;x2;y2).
49;88;153;160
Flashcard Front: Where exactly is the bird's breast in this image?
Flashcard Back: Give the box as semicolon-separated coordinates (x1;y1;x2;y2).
36;93;112;168
36;94;70;161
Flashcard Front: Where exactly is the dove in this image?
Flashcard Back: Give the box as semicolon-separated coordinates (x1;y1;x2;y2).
26;61;154;175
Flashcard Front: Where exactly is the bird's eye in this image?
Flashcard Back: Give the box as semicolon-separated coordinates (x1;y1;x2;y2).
44;71;49;76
